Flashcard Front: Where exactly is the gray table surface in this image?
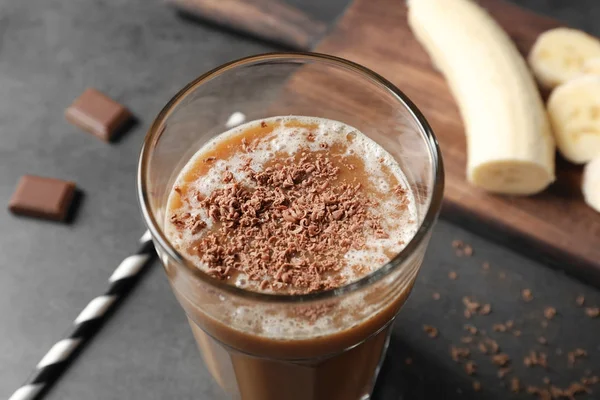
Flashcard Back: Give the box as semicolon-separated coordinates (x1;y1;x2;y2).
1;1;599;399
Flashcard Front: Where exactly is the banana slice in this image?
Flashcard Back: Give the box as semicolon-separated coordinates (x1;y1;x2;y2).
547;75;600;164
408;0;555;195
529;28;600;89
583;156;600;213
581;57;600;76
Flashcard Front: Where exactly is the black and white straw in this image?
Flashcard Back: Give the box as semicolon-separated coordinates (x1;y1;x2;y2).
9;231;155;400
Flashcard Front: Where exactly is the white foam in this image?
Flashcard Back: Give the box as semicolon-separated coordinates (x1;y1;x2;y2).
164;116;419;338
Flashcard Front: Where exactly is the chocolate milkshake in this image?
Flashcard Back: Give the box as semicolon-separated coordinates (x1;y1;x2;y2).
162;116;421;400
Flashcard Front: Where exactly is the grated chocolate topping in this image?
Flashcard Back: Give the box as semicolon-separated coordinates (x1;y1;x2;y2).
170;152;408;294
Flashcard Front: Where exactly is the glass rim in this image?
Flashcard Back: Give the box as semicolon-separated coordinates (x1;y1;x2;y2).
137;51;444;303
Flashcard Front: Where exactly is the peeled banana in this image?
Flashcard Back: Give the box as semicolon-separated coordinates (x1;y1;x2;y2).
408;0;555;195
529;28;600;89
547;75;600;164
583;157;600;213
581;57;600;76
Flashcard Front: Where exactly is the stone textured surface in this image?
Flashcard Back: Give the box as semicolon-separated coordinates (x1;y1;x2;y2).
0;1;599;399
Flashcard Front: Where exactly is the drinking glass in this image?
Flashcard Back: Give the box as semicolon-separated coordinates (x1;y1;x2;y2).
138;52;444;400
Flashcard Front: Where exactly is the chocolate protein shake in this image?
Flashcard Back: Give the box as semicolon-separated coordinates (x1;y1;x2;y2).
162;116;420;400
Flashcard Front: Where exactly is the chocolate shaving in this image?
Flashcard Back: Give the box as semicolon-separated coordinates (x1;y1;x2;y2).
538;336;548;346
423;325;438;338
585;307;599;318
511;377;520;393
464;324;478;335
485;338;500;354
492;353;510;367
543;306;557;320
450;346;471;362
480;304;492;315
567;348;587;367
524;351;547;369
479;342;488;354
543;377;551;385
465;361;477;375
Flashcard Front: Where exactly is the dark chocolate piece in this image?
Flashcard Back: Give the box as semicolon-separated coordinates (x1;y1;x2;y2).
9;175;76;221
65;88;131;142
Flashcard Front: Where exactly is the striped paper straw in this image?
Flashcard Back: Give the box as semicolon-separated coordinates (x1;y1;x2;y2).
9;230;155;400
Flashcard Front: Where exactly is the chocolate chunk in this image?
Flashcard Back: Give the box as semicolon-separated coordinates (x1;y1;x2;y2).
65;88;131;141
9;175;76;221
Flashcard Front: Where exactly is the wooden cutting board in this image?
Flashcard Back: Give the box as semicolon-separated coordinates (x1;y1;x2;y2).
311;0;600;284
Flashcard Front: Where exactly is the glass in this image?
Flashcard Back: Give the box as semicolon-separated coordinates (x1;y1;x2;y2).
138;53;444;400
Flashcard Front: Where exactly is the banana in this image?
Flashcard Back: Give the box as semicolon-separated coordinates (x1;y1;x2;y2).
529;28;600;89
581;57;600;76
408;0;555;195
583;156;600;213
547;75;600;164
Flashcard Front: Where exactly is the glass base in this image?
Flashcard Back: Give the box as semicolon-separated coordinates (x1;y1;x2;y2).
188;318;393;400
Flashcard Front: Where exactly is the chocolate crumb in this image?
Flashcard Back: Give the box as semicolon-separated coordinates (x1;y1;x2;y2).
576;295;585;307
478;342;488;354
432;292;441;300
203;156;216;163
473;381;481;392
511;377;520;393
581;376;599;385
566;382;590;397
464;324;478;335
538;336;548;345
465;361;477;375
452;239;463;248
522;289;533;302
480;304;492;315
482;261;490;270
543;306;557;320
423;325;438;338
464;309;472;319
541;320;548;328
524;351;547;369
505;320;514;329
550;385;565;398
448;271;458;280
463;245;473;257
543;377;551;385
486;338;500;354
260;121;267;128
585;307;599;318
450;346;471;362
463;296;480;314
493;323;507;333
568;348;587;367
492;353;510;367
513;330;521;337
461;336;474;344
497;367;511;378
